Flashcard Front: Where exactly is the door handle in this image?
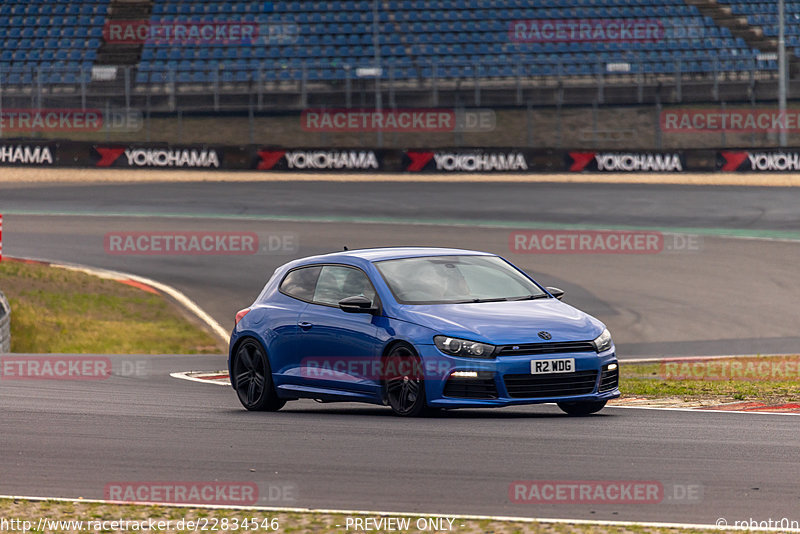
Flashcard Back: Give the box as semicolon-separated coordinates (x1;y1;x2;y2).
298;321;313;330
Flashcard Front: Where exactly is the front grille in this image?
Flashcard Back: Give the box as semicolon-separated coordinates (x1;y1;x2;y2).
503;370;598;398
443;377;498;399
599;366;619;393
496;341;595;357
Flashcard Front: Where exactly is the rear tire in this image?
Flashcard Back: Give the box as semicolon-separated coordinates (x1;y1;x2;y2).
557;400;607;416
384;344;428;417
232;339;285;412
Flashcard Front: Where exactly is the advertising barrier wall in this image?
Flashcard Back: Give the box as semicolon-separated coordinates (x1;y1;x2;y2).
5;140;800;173
717;150;800;172
403;150;530;172
567;151;686;172
254;149;390;172
92;145;226;169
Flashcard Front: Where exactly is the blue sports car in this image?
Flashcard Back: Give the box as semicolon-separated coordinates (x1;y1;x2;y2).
228;247;619;416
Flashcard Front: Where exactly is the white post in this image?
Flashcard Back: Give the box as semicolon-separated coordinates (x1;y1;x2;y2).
778;0;787;146
373;0;383;147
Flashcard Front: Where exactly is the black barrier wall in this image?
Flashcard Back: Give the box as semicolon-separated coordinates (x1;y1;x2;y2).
5;140;800;172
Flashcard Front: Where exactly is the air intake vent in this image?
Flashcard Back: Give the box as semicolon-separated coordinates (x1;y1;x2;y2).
496;341;595;357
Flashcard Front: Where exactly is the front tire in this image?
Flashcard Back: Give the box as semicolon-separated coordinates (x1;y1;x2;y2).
557;400;607;416
384;344;428;417
232;339;285;412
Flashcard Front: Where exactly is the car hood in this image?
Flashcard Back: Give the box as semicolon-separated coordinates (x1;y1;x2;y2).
393;299;604;345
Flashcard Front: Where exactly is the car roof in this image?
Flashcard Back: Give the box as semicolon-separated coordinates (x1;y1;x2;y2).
298;247;494;264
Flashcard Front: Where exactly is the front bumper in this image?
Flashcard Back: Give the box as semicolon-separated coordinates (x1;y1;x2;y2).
417;345;620;408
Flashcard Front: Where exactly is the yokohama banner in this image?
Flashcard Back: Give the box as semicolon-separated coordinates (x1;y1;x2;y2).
568;151;685;172
0;143;57;166
93;145;224;168
717;150;800;172
403;149;533;172
254;149;387;171
16;141;800;173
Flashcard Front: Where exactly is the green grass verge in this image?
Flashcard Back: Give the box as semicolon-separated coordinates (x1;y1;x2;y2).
0;498;734;534
0;260;226;354
620;356;800;405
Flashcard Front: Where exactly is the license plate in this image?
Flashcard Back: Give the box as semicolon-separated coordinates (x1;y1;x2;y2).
531;358;575;374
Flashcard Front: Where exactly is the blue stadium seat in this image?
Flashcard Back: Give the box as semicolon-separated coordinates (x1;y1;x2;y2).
0;0;759;88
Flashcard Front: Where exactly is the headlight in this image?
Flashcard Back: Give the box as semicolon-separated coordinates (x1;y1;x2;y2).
592;328;613;353
434;336;496;359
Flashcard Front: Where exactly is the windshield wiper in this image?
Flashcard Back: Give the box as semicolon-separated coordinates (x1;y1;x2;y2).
453;295;548;303
508;294;549;301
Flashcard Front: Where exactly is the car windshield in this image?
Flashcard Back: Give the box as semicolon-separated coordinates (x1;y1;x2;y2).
374;255;548;305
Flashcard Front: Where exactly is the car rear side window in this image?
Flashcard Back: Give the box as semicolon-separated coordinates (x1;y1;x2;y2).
279;266;322;302
312;265;377;307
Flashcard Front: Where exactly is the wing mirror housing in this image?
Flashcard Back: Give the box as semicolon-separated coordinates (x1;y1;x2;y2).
546;287;565;300
338;295;379;314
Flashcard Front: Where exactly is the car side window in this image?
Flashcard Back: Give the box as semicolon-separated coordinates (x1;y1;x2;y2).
279;265;322;302
312;265;377;307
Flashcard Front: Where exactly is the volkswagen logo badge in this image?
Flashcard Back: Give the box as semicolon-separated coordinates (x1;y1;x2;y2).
537;331;552;340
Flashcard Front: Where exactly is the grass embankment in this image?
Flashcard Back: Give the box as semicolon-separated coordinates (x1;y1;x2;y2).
620;356;800;405
0;260;225;354
0;498;735;534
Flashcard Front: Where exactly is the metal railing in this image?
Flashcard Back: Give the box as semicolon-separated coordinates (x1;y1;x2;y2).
0;57;795;150
0;289;10;354
0;55;782;111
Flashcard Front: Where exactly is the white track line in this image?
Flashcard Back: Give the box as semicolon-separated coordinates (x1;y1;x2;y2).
3;494;793;532
607;405;799;416
624;353;799;363
170;371;799;415
170;371;230;386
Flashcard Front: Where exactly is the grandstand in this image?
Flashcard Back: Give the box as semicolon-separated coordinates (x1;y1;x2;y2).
133;0;766;83
0;1;790;89
0;0;796;148
0;1;107;86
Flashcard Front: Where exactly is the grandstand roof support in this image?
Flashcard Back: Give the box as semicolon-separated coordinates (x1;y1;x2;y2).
779;0;787;146
372;0;383;147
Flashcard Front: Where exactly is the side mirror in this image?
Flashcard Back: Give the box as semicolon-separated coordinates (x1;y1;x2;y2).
338;295;378;314
546;287;565;300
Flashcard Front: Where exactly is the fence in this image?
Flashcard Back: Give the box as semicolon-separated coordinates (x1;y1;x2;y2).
0;55;784;109
0;290;10;354
0;58;796;150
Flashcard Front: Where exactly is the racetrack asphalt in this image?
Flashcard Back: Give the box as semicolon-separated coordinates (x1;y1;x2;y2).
2;180;800;358
1;179;799;526
1;353;798;526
